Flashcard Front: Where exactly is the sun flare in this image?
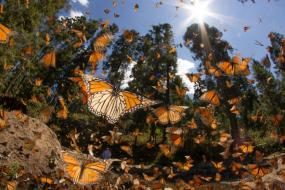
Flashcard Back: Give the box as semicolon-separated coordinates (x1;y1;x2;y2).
190;1;209;23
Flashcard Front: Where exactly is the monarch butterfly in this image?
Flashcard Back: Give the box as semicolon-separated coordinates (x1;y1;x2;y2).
159;144;172;157
218;61;237;76
88;51;105;68
0;4;3;14
101;128;122;145
186;118;197;129
62;151;109;185
218;56;250;76
134;3;139;12
168;46;176;54
186;73;201;83
104;8;110;14
172;160;193;171
0;117;5;129
247;164;269;177
123;30;133;43
156;52;161;59
270;114;283;127
228;97;242;105
0;23;11;43
230;105;240;115
83;75;158;124
219;132;231;144
231;162;243;175
195;106;215;127
193;134;206;144
153;80;167;94
100;19;110;29
120;145;133;156
166;127;183;146
154;105;188;125
56;96;68;119
6;180;17;190
261;55;271;68
40;177;54;184
206;64;222;77
239;143;254;154
226;80;233;88
211;161;225;172
93;32;113;52
200;90;220;106
41;50;56;68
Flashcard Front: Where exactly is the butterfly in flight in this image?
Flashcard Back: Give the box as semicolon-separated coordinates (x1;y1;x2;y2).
82;74;158;124
154;105;188;125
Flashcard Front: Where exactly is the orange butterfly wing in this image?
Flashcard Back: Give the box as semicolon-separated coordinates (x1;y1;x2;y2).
200;90;220;106
122;91;156;113
78;162;107;185
154;106;169;125
6;181;17;190
248;164;269;177
62;152;82;183
218;61;234;75
0;23;11;43
186;73;200;82
88;52;105;68
42;50;56;68
93;32;113;51
155;106;186;125
89;80;113;94
169;105;187;124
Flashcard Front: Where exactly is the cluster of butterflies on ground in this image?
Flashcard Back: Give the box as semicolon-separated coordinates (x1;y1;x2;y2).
2;135;285;190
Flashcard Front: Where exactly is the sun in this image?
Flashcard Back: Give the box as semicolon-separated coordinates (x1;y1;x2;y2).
191;1;209;23
181;0;213;24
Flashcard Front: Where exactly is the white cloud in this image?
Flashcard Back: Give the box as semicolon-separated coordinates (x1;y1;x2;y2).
72;0;89;7
177;58;196;94
69;9;83;18
120;61;136;89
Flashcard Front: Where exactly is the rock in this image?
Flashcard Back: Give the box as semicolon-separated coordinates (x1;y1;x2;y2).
0;112;62;176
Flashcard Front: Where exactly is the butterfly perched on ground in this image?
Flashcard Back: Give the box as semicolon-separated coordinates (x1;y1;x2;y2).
154;105;188;125
0;23;11;43
6;180;17;190
82;74;158;124
247;164;269;177
62;151;110;185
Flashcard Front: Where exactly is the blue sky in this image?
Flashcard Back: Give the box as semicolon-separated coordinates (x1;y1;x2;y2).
66;0;285;91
